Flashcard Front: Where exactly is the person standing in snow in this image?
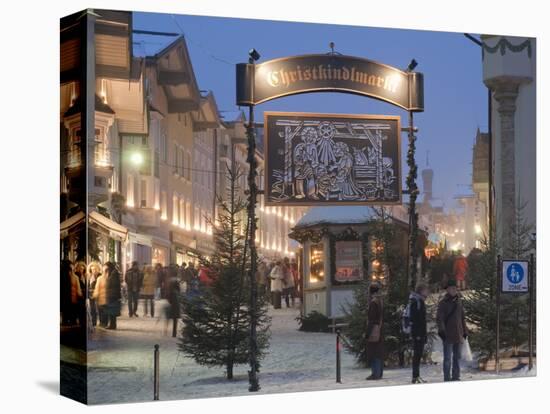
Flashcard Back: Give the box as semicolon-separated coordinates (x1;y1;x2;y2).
125;261;143;317
366;283;384;380
436;279;468;381
256;260;269;299
282;257;295;307
410;283;429;384
269;260;284;309
141;265;156;317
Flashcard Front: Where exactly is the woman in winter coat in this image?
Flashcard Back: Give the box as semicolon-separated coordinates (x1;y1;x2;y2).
104;262;122;330
256;260;269;299
366;283;384;380
87;261;102;327
269;260;285;309
198;266;213;287
141;265;156;317
282;257;295;307
60;260;83;326
93;269;108;327
74;261;87;327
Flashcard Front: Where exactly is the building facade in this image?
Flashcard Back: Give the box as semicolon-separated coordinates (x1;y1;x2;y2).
482;35;536;251
60;11;306;270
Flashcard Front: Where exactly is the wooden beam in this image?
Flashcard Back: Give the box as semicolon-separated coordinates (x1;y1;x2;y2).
167;98;199;113
158;70;190;85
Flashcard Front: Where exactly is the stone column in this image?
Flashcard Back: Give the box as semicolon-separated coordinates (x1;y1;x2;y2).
492;81;519;252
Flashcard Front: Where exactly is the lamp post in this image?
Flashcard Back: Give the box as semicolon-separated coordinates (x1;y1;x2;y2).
406;59;419;291
117;145;144;270
246;48;261;393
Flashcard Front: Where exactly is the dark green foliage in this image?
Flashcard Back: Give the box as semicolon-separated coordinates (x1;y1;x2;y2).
341;277;369;366
502;199;534;354
464;199;535;359
464;237;499;359
406;129;419;285
76;227;100;261
427;253;454;289
178;167;270;379
296;311;331;333
341;208;430;367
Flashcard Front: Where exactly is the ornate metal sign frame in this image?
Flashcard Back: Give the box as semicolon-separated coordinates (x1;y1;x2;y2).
263;111;402;206
236;54;424;112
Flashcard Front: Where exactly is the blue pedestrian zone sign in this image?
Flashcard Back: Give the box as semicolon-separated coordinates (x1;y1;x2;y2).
502;260;529;293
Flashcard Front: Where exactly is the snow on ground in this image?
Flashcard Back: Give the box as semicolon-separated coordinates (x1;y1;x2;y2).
75;303;534;405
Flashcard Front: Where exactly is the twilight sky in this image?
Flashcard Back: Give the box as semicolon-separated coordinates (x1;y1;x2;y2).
132;11;487;208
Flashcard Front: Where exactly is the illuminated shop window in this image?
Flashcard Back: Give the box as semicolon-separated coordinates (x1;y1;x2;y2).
309;243;325;284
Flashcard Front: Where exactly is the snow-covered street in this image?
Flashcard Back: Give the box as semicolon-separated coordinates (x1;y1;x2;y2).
62;305;535;405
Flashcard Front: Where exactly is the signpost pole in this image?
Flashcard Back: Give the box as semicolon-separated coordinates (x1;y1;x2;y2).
246;53;260;393
496;255;501;374
336;329;342;383
528;253;534;370
153;344;160;401
406;110;419;290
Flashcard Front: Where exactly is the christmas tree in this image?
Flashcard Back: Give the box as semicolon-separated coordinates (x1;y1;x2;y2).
464;236;498;359
464;198;535;359
178;167;270;379
342;207;412;367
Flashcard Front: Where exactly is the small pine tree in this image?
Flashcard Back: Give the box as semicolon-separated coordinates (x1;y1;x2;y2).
342;207;413;367
342;275;370;367
464;237;498;359
502;198;534;354
465;197;535;359
178;167;270;379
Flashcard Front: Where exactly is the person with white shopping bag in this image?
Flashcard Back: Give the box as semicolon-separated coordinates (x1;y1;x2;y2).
436;279;469;382
408;283;429;384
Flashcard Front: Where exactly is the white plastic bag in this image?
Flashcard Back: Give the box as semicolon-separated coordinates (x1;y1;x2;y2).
461;338;473;362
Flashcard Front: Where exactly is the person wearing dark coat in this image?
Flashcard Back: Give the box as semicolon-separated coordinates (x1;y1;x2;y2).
154;263;165;299
410;283;429;383
166;265;181;337
125;261;143;317
104;262;122;330
436;279;468;381
366;283;384;380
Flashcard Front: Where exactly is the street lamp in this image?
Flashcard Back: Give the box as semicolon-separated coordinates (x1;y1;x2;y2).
130;151;144;166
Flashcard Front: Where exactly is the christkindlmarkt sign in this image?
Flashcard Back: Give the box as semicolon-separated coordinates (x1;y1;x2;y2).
264;112;402;206
236;54;424;111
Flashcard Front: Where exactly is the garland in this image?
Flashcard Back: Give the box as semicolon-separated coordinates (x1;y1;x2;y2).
482;38;532;60
406;125;419;289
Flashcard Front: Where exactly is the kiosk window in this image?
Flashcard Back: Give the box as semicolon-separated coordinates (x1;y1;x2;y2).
309;243;325;284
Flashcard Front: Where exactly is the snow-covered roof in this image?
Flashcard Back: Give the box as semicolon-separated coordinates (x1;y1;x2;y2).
294;206;378;228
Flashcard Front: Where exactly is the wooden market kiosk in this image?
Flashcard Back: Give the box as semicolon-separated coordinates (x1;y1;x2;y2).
290;206;423;320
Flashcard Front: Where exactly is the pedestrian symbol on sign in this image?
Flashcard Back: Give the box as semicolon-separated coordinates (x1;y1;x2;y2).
506;263;524;284
501;260;529;293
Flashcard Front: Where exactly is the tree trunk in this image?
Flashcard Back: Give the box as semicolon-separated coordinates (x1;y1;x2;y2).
226;359;234;380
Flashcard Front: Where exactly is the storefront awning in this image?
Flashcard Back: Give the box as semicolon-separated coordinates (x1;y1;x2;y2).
60;211;85;239
128;232;153;247
89;211;128;242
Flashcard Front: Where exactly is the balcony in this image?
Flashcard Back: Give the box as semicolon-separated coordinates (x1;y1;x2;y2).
66;148;82;168
136;207;161;228
218;144;230;159
95;145;113;169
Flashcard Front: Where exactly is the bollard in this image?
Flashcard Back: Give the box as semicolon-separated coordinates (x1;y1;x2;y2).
172;316;177;338
528;253;535;371
336;329;342;383
153;344;160;401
